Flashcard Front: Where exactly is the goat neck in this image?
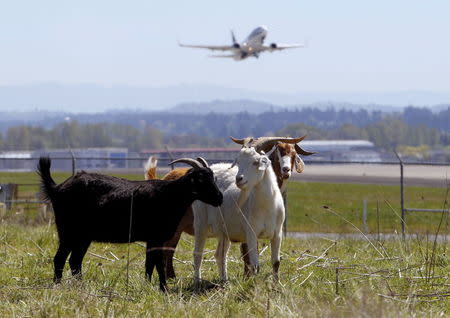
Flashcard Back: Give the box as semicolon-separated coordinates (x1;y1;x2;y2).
159;173;198;211
254;163;279;200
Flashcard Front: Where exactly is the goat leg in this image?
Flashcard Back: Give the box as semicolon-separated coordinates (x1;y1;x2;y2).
69;241;90;280
155;250;168;292
163;221;186;279
240;243;251;277
215;236;230;282
146;242;168;291
53;243;71;283
145;243;157;283
270;233;282;282
240;242;260;277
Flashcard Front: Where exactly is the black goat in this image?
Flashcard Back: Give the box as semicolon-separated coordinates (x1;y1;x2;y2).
37;156;222;291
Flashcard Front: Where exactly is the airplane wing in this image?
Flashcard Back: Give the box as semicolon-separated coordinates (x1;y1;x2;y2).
179;43;235;51
261;43;305;51
209;54;235;58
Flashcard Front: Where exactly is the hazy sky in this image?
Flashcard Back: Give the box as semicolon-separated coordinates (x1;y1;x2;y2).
1;0;449;94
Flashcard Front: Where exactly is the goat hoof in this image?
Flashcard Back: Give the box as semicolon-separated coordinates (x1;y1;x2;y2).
159;284;168;293
166;273;176;280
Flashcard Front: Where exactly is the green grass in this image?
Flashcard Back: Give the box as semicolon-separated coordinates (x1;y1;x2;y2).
1;171;448;234
287;181;449;233
0;224;448;317
0;172;448;316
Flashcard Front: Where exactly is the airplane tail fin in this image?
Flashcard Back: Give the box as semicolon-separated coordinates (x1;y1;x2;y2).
231;30;237;45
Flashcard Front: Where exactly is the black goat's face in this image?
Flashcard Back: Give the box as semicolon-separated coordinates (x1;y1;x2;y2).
188;168;223;207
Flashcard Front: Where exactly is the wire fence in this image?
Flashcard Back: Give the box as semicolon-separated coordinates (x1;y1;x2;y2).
1;154;449;237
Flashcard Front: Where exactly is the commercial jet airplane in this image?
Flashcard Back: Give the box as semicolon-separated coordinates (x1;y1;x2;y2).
179;26;305;61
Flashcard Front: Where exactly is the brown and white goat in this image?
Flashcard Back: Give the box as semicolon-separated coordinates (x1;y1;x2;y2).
143;136;314;279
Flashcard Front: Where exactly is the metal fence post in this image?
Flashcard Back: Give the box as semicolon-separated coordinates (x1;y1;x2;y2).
69;149;76;175
282;191;288;237
362;199;368;233
164;146;175;170
0;183;18;210
394;150;405;240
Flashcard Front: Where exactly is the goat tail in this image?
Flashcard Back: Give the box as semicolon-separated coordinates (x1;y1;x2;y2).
37;156;56;201
144;156;158;180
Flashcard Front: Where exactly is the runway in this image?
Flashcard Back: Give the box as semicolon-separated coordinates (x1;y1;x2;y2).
156;164;449;188
290;164;449;187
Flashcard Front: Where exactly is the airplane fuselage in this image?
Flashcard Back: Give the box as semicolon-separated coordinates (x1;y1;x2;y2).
232;26;268;60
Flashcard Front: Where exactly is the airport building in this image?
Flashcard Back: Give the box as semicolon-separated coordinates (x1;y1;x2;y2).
0;148;129;171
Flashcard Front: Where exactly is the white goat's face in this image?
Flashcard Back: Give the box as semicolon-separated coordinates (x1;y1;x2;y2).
233;147;271;190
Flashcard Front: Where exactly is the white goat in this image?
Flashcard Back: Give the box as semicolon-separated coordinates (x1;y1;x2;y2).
192;146;285;283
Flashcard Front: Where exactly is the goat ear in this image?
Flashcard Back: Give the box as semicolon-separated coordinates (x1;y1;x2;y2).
265;144;277;158
258;156;271;171
294;155;305;173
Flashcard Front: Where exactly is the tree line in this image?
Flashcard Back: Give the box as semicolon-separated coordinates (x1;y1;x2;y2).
0;112;448;152
0;122;227;152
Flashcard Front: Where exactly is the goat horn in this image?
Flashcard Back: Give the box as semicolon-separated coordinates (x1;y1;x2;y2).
196;157;209;168
230;136;254;147
230;136;245;145
169;158;203;169
294;144;315;156
251;136;307;152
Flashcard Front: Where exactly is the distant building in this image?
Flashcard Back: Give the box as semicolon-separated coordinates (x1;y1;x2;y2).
44;148;128;170
0;151;34;170
301;140;382;162
0;148;128;171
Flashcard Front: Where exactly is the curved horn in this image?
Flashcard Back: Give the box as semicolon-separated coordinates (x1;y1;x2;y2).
196;157;209;168
230;136;245;145
230;136;254;147
251;136;306;152
169;158;203;169
294;144;316;156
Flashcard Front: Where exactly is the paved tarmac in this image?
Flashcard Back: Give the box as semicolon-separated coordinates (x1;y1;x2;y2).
156;164;450;187
289;164;449;187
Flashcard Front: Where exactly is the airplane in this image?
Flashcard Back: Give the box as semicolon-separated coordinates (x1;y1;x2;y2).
179;25;305;61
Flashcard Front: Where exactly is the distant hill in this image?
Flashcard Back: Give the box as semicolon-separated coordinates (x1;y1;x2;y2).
169;100;281;114
1;83;450;113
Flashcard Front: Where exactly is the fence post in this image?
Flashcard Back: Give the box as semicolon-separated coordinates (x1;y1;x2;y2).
164;146;175;170
282;191;288;237
69;149;76;175
0;183;18;210
394;150;405;240
362;199;368;233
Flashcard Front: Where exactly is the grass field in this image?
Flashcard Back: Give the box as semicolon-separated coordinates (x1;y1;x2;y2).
0;224;448;317
0;171;448;234
0;172;448;316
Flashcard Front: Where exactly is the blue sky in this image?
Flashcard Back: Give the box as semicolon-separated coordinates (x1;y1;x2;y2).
1;0;449;94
